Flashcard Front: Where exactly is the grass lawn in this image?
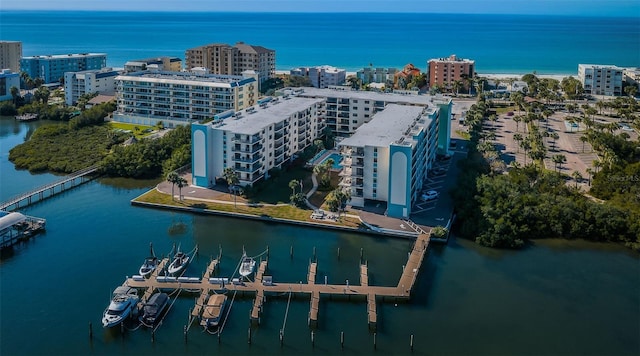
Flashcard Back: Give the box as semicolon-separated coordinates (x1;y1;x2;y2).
135;189;362;228
252;164;314;204
108;122;156;139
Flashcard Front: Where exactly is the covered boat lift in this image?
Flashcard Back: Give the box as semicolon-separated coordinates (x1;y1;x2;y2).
0;211;46;249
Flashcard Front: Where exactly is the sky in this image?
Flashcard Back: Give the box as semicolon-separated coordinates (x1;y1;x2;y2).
1;0;639;16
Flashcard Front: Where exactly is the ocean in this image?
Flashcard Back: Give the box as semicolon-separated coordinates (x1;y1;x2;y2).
1;11;639;74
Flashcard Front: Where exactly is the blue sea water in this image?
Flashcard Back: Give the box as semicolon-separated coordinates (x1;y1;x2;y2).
1;11;639;74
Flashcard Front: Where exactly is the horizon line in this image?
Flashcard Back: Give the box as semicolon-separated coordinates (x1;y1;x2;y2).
0;9;636;18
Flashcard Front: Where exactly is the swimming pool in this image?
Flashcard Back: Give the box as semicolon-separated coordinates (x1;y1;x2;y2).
320;153;343;170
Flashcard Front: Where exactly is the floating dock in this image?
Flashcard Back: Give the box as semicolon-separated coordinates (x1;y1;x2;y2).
120;233;430;331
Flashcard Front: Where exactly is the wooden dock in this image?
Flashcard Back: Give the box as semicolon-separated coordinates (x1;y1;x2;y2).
122;233;430;331
0;165;100;211
191;259;219;319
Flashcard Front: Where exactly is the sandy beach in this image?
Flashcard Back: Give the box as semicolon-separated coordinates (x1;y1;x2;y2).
277;69;571;81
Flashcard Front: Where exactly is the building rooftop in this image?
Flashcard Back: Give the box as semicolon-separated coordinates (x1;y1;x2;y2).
211;97;323;135
281;87;438;106
338;104;428;148
21;53;106;60
578;64;624;70
428;54;475;64
115;70;255;87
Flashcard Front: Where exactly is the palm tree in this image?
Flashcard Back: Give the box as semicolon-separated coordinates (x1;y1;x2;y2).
166;172;179;201
552;154;566;172
10;86;20;105
551;132;559;151
592;159;602;173
452;80;463;96
289;179;299;196
513;115;522;132
521;140;532;165
513;133;523;153
585;167;594;186
176;176;187;201
579;135;588;153
572;171;583;188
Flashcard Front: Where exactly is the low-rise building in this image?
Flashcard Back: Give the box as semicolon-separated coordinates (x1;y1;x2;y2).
113;69;259;127
64;67;119;106
124;57;182;72
356;67;397;85
623;67;640;94
0;69;20;101
290;66;347;89
0;41;22;73
191;96;324;186
578;64;624;96
20;53;107;84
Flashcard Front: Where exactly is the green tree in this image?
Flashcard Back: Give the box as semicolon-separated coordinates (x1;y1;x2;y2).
624;85;637;98
175;176;187;201
33;86;50;104
10;86;20;105
552;154;567;172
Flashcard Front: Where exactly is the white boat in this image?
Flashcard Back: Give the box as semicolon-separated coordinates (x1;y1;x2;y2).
102;286;139;328
239;254;256;277
200;294;227;329
167;251;189;276
139;242;158;278
140;292;170;326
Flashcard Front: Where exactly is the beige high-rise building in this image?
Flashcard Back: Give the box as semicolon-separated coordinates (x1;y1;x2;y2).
0;41;22;72
185;42;275;88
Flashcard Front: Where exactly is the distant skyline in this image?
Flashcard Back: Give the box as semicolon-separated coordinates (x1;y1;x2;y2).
2;0;639;17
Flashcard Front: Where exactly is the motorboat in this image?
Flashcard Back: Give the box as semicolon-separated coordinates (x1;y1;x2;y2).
140;292;170;326
139;243;158;278
239;254;256;277
200;294;227;329
102;286;139;328
167;250;189;276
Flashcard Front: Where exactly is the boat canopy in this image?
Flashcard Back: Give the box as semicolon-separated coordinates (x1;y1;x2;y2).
0;212;26;232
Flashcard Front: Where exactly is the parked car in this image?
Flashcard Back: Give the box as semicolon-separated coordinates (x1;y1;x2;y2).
437;154;452;161
507;111;514;116
429;167;447;176
421;190;439;201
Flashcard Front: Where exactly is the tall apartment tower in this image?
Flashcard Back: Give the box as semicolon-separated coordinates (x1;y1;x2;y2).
185;42;275;89
427;54;475;89
0;41;22;73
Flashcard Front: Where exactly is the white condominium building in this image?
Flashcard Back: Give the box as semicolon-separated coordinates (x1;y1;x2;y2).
191;96;324;186
578;64;624;96
64;67;119;106
124;57;182;72
338;104;441;218
290;66;347;89
286;88;451;153
113;70;259;127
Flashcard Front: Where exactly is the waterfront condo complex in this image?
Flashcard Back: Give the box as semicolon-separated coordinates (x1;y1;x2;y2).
112;69;259;127
191;86;451;218
0;41;22;73
578;64;624;96
185;42;275;89
191;96;325;186
64;67;120;106
20;53;107;84
427;54;475;89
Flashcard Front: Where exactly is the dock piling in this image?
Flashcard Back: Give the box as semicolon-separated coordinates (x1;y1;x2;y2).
183;325;187;342
311;330;315;348
290;245;293;259
373;332;377;349
279;329;284;347
120;322;124;336
312;246;316;261
410;334;414;351
337;247;340;260
151;329;155;343
360;248;363;262
89;322;93;339
341;331;344;349
248;327;252;344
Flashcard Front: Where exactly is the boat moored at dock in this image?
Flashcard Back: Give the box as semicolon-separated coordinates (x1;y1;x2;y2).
140;292;170;326
239;254;256;277
102;286;139;328
200;293;227;329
